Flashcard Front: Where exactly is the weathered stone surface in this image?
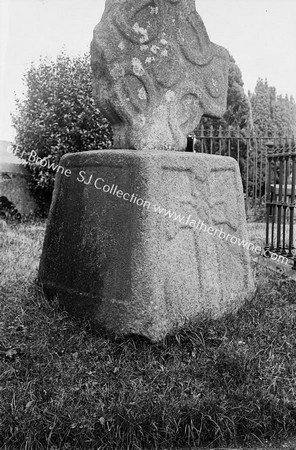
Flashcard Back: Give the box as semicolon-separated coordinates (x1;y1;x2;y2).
39;150;254;342
91;0;230;151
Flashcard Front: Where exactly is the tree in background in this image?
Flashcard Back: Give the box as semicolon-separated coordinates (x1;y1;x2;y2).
249;78;272;134
249;78;296;136
11;52;112;213
221;55;252;131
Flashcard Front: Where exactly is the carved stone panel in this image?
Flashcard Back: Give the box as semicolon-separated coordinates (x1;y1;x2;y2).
91;0;230;151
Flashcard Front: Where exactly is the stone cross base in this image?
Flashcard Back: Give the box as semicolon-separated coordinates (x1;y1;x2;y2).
39;150;254;342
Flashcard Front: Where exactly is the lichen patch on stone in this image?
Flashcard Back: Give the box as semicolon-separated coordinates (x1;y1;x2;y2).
149;6;159;15
212;77;219;91
151;45;160;54
133;22;149;43
138;87;147;100
165;90;175;102
145;56;155;64
132;58;145;76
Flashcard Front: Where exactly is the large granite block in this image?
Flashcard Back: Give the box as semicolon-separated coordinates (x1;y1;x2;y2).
39;150;254;342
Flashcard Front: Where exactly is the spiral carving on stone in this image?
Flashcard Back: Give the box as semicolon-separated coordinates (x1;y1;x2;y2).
91;0;230;151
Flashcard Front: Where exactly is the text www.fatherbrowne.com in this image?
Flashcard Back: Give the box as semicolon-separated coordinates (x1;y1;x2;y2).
14;148;287;266
76;170;288;266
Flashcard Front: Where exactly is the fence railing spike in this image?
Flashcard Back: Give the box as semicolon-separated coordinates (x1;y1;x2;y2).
200;124;204;138
209;125;213;138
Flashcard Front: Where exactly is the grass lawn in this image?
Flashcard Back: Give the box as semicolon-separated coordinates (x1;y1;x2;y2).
1;220;296;449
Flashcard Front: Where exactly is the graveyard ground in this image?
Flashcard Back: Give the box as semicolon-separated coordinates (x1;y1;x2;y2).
1;220;296;450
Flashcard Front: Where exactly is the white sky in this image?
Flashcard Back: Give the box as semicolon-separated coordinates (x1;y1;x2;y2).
0;0;296;141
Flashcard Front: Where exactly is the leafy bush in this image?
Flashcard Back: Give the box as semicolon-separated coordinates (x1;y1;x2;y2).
11;52;112;213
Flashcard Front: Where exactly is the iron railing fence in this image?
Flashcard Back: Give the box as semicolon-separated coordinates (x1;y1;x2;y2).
264;136;296;268
188;126;295;220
